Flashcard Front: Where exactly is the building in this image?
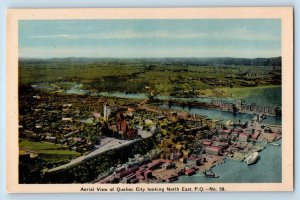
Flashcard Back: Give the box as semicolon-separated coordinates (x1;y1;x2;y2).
185;168;195;176
252;131;261;140
118;120;128;133
116;111;129;139
212;100;222;107
238;133;249;142
127;128;138;139
221;102;234;112
205;146;221;155
147;160;164;170
122;173;137;183
202;140;212;146
45;136;57;143
243;128;254;134
144;170;153;179
162;162;176;170
136;168;147;177
103;104;111;122
170;112;178;122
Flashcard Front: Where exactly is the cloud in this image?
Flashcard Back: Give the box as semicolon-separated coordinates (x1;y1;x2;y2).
28;34;73;39
19;45;280;59
221;27;279;41
27;28;280;41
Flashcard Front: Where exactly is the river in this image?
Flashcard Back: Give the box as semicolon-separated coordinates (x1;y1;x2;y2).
32;82;282;125
32;82;281;106
159;104;282;125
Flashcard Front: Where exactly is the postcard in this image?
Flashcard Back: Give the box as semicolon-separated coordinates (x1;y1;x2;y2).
6;7;293;192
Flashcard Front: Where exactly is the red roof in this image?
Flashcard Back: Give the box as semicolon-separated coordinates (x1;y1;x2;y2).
207;146;221;151
239;133;248;137
185;169;194;173
185;169;195;175
147;160;164;170
202;141;212;146
144;169;152;173
188;157;201;161
223;130;231;134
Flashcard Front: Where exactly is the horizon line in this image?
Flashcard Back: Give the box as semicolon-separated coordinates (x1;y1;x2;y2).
19;56;282;60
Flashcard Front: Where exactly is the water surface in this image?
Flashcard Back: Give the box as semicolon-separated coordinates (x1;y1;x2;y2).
159;104;282;125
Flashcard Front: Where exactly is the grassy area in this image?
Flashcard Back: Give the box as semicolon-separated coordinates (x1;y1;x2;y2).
196;85;281;106
222;85;281;99
198;85;280;98
19;139;80;163
20;139;64;150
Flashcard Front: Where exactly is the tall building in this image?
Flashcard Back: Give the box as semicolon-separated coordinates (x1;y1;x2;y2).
103;104;111;122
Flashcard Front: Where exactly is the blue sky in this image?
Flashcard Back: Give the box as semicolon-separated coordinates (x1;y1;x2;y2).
19;19;281;58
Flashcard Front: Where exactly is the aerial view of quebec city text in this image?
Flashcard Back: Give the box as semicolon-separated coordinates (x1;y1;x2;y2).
18;19;282;185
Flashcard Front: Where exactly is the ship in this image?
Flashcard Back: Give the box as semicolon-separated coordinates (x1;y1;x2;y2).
245;152;259;165
203;170;220;178
270;143;281;147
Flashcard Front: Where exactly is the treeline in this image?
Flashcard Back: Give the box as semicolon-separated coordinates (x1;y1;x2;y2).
19;56;281;67
146;57;282;67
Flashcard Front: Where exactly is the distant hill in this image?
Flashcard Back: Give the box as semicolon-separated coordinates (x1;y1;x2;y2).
19;56;281;67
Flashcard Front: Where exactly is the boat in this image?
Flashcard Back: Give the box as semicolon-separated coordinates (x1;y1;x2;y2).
203;170;220;178
271;143;281;147
245;152;259;165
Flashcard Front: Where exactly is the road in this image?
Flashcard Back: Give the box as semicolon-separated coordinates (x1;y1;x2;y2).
45;138;139;173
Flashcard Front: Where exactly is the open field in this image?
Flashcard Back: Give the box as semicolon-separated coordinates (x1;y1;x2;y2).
197;85;281;105
19;139;80;163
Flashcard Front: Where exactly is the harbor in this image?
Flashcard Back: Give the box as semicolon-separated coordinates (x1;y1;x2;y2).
175;139;282;183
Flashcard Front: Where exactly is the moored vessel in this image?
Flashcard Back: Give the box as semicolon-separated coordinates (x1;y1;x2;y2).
245;152;259;165
203;170;220;178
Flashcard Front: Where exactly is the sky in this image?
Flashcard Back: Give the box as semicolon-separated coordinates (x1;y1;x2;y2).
19;19;281;58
